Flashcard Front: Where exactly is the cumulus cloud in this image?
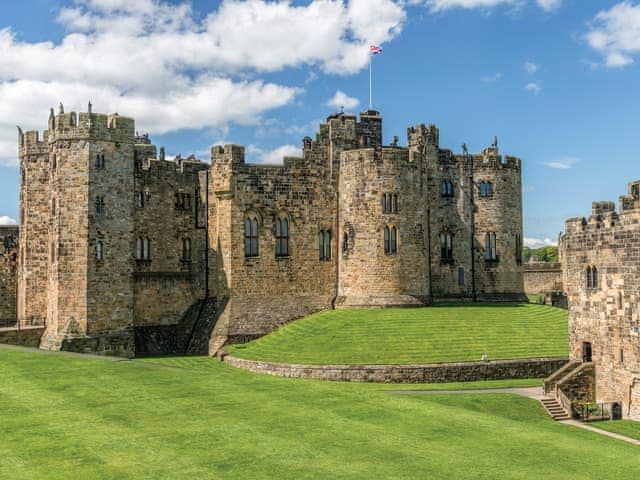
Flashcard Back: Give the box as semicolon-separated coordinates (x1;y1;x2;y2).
0;0;406;166
0;216;17;226
524;82;541;94
524;237;557;248
543;157;580;169
327;90;361;111
585;2;640;68
424;0;519;12
523;61;539;74
246;144;302;165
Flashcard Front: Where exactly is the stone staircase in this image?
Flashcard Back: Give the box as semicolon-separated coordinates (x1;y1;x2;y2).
540;397;570;421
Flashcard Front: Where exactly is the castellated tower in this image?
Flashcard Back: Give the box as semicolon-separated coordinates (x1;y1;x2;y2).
21;105;136;355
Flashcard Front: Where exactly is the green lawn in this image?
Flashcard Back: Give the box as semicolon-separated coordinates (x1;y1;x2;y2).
591;420;640;441
228;303;568;364
1;347;637;479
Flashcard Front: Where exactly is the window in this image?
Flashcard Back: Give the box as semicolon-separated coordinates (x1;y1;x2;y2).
95;154;105;169
485;232;497;261
51;198;56;218
382;193;399;213
137;192;144;208
181;238;191;262
175;193;192;211
515;234;522;265
392;194;398;213
587;266;598;289
143;237;151;261
381;194;387;213
440;232;453;261
441;180;454;198
136;238;143;260
319;230;331;261
244;217;259;257
95;196;104;215
275;217;289;257
342;232;349;254
96;240;104;261
384;226;398;254
51;154;57;171
479;181;493;197
458;267;465;286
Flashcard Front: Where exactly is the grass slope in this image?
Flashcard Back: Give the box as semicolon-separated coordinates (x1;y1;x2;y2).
228;303;568;364
0;348;638;479
591;421;640;441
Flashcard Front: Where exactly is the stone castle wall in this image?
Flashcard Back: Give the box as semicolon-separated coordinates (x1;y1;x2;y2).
0;226;18;319
13;107;525;356
524;262;563;295
560;181;640;419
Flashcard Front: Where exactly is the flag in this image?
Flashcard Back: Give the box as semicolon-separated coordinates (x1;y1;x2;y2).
370;45;382;55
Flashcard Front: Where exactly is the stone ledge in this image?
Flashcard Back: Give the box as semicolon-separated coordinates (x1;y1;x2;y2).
222;355;569;384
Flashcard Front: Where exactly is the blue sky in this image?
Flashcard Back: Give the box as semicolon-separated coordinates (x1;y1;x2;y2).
1;0;640;247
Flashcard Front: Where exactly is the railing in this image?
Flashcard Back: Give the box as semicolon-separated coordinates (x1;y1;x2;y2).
573;401;622;422
0;317;46;330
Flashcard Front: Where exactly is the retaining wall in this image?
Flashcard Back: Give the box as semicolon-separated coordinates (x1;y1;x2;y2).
223;355;568;383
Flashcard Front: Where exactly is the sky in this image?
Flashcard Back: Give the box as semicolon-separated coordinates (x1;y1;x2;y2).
1;0;640;248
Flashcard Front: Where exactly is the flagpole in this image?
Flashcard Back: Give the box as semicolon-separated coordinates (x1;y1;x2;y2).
369;54;373;110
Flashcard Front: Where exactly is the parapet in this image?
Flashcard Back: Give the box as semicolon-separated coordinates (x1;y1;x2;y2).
407;123;439;149
211;144;245;164
592;201;615;216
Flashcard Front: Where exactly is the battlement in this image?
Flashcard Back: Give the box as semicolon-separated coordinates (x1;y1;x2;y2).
407;123;439;149
139;155;206;176
211;144;245;164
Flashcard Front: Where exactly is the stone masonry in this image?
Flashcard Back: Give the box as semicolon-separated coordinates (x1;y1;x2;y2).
558;180;640;419
12;105;525;356
0;226;18;320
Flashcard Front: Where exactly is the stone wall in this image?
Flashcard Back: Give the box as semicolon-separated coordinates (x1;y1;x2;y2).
0;226;18;319
524;262;563;295
0;327;44;348
559;180;640;419
223;354;568;383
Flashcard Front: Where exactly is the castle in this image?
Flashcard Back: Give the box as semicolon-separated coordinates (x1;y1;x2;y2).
5;104;525;356
553;180;640;419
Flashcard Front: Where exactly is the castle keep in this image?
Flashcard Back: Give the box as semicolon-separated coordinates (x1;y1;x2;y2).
8;105;525;356
557;180;640;419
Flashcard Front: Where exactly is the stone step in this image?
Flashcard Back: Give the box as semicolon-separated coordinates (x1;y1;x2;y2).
540;397;570;421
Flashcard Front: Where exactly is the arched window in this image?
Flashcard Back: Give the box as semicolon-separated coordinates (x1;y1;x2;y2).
96;240;104;261
485;232;497;261
181;238;191;262
392;194;398;213
143;237;151;261
385;194;392;214
384;226;398;254
275;217;289;257
95;154;105;169
381;194;387;213
136;238;143;260
319;230;331;261
441;181;454;198
440;232;453;260
245;217;259;257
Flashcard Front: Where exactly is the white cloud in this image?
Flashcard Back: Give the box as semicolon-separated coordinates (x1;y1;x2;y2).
542;157;579;169
0;0;406;166
523;61;539;74
536;0;562;12
524;82;541;94
327;90;361;111
585;2;640;68
524;237;557;248
246;144;302;165
481;72;503;82
0;216;17;226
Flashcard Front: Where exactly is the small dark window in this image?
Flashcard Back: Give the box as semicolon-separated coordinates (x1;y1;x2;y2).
143;238;151;261
391;226;397;253
381;194;387;213
384;226;390;253
392;194;398;213
137;192;144;208
620;348;624;364
441;180;454;198
51;154;57;171
136;238;143;260
458;267;465;286
342;232;349;254
485;232;497;261
95;196;104;215
384;226;397;254
275;217;289;257
479;181;493;197
386;195;392;214
96;240;104;261
181;238;191;262
95;154;105;169
245;217;259;257
440;232;453;260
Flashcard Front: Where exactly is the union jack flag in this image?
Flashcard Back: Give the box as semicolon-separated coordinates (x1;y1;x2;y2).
370;45;383;55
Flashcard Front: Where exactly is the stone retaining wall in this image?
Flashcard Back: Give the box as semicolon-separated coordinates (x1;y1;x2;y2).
0;327;44;348
223;355;568;383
